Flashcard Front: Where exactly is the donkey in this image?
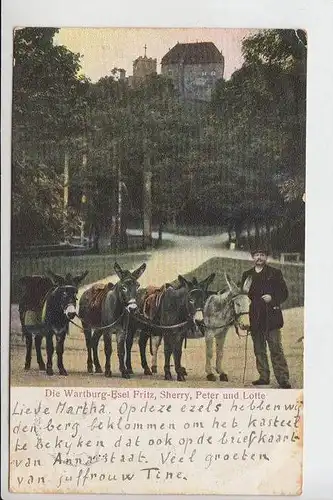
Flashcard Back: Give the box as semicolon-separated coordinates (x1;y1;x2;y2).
203;273;252;382
78;262;146;378
19;270;88;376
126;273;216;381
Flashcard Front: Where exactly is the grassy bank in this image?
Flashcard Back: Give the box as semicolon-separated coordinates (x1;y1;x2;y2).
178;257;304;310
161;224;224;237
11;252;151;303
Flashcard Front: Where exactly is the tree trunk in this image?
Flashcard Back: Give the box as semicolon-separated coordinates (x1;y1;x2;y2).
80;141;88;246
246;223;251;240
110;139;118;249
254;220;260;246
63;150;69;242
158;220;163;246
142;141;152;249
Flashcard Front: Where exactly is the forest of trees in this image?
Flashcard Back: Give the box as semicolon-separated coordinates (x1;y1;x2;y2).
11;28;306;256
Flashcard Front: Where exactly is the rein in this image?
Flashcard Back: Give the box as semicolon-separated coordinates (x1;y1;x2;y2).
131;312;192;333
69;311;126;332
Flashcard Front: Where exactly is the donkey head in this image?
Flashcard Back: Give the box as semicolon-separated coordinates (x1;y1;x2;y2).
47;269;89;287
114;262;146;312
178;273;216;323
47;270;89;320
225;272;251;330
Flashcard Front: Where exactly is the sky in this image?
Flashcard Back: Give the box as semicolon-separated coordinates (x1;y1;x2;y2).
55;28;259;81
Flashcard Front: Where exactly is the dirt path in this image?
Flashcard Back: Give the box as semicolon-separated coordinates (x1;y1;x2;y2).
10;308;303;388
10;231;304;389
10;231;251;335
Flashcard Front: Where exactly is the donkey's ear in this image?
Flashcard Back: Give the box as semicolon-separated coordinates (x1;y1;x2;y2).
225;272;239;293
72;270;89;286
132;263;146;280
178;275;191;288
192;277;199;286
46;269;65;285
200;273;216;288
114;262;124;280
242;276;252;294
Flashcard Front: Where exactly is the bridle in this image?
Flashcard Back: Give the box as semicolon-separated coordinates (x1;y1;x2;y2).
59;285;78;309
187;287;206;315
44;285;78;317
231;292;250;325
200;291;250;334
117;278;140;313
69;278;140;332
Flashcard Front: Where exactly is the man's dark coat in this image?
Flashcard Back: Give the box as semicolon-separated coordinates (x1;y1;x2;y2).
241;265;288;333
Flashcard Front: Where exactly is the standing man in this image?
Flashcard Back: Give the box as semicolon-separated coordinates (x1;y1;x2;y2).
241;248;291;388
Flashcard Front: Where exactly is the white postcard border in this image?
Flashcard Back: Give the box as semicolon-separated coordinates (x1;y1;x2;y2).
2;1;333;499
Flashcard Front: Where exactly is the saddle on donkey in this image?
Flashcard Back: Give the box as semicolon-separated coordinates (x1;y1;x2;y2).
80;282;114;326
142;284;172;323
18;275;54;325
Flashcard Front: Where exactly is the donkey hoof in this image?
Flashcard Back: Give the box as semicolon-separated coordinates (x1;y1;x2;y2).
151;365;157;374
219;373;228;382
87;364;93;374
122;372;130;379
180;367;187;376
144;367;152;376
95;366;103;374
127;368;134;375
207;374;216;381
38;362;46;371
164;372;173;381
46;367;54;376
105;371;112;378
24;364;31;371
59;368;68;376
177;373;186;382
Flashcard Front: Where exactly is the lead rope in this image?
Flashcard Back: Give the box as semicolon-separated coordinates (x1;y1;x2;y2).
234;324;250;386
242;332;250;386
68;311;125;332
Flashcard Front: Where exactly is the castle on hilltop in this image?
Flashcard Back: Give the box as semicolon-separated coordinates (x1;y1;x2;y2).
161;42;225;102
128;44;157;87
125;41;224;101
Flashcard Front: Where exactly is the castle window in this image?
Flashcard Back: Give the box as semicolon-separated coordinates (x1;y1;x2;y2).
168;69;172;75
211;70;216;76
202;71;207;76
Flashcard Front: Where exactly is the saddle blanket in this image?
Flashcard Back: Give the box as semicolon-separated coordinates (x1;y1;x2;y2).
82;282;114;326
19;275;53;313
142;284;169;321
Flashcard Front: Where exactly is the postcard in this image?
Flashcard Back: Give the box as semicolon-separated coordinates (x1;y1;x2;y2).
3;4;316;496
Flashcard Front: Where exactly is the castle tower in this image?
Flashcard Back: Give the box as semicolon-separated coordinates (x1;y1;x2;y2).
132;45;157;86
161;42;224;102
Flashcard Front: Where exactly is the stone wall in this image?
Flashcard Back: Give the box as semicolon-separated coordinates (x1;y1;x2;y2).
161;61;224;101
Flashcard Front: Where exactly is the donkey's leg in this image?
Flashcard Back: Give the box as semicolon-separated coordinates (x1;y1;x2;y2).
46;333;54;376
91;329;104;373
205;333;216;381
179;333;188;376
116;329;129;378
138;329;152;375
56;333;68;376
151;335;163;374
82;321;93;373
103;332;112;378
215;329;228;382
35;335;45;371
174;334;186;382
24;333;33;370
125;325;135;374
164;335;173;380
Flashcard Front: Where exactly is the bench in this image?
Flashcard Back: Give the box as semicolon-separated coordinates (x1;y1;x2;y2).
280;252;301;264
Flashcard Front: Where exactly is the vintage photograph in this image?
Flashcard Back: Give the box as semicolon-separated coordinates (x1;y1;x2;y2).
10;27;306;390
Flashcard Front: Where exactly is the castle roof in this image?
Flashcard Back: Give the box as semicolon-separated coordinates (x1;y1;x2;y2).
161;42;223;65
